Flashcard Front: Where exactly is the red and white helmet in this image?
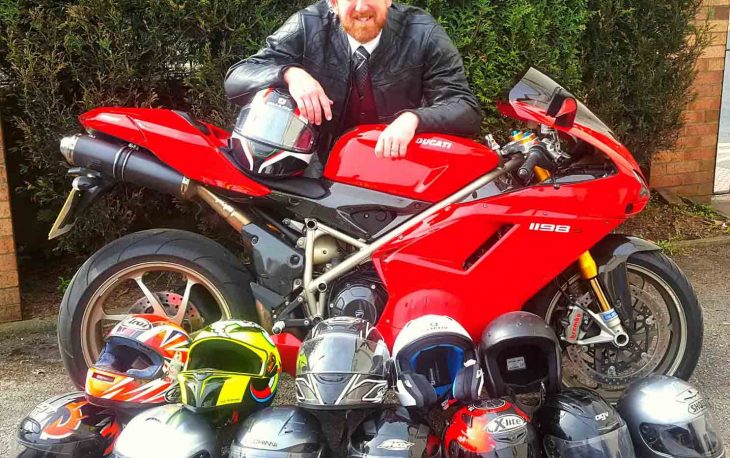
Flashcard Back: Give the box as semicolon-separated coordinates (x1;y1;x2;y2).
85;314;190;410
229;87;316;178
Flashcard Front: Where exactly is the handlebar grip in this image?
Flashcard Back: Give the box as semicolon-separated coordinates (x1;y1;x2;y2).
518;148;544;182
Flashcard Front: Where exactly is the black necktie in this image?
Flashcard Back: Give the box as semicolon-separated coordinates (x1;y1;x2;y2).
353;45;370;98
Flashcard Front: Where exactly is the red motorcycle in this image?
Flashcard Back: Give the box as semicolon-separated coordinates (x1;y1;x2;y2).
53;68;702;401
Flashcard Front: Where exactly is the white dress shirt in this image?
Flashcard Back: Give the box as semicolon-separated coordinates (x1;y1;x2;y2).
346;32;382;56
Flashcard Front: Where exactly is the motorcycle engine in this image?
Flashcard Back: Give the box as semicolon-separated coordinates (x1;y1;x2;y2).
327;266;387;325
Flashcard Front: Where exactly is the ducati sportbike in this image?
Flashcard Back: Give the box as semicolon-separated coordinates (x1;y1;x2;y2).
53;68;702;401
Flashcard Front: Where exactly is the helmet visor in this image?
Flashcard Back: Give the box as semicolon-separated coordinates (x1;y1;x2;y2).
640;416;724;458
545;426;635;458
95;337;164;379
187;338;266;376
298;335;389;376
235;104;314;154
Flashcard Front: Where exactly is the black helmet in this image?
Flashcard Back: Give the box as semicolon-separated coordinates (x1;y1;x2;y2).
533;388;635;458
347;408;441;458
229;406;326;458
230;87;316;177
11;391;121;457
442;398;541;458
616;375;724;458
479;311;561;397
295;316;390;410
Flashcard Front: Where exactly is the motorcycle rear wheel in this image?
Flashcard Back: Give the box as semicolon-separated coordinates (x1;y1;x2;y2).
57;229;257;389
528;250;703;402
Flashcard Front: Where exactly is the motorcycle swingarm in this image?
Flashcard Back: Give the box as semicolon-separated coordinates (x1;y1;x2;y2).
48;168;116;240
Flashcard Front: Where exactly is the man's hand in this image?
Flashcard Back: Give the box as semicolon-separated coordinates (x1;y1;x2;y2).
375;112;420;159
284;67;333;126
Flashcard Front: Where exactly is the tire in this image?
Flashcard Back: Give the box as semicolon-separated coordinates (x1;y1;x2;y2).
526;250;703;401
58;229;256;388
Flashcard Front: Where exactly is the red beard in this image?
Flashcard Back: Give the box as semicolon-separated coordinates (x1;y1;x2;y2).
341;9;387;43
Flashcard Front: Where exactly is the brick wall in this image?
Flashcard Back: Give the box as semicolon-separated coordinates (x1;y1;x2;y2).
650;1;729;199
0;120;20;323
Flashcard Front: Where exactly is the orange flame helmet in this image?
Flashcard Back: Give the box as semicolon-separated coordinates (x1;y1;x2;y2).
13;391;121;457
85;314;190;410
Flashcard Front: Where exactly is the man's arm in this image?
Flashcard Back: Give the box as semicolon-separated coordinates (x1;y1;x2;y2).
224;12;305;106
406;24;482;137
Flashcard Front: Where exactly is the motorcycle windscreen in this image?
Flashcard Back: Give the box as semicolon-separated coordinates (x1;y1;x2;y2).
502;67;616;140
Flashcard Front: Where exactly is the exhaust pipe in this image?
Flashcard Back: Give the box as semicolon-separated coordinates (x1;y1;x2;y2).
61;134;252;231
61;134;196;199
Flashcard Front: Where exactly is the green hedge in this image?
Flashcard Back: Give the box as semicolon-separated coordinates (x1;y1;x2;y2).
0;0;707;255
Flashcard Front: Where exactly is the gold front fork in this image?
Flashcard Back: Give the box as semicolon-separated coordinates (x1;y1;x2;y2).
578;251;613;313
577;251;630;347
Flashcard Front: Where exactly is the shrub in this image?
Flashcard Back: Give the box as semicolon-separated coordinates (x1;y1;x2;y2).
0;0;708;255
579;0;709;168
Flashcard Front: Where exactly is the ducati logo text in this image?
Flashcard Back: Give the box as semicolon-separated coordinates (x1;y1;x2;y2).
415;138;453;150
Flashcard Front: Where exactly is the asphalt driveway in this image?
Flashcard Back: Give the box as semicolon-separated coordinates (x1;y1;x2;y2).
1;241;728;455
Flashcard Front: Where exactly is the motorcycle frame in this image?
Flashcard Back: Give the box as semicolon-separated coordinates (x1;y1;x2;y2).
288;156;524;323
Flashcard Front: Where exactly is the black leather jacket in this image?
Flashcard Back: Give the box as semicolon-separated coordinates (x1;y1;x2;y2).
224;1;482;162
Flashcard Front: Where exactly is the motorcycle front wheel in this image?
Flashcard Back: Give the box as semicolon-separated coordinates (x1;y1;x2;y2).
528;250;703;402
57;229;257;388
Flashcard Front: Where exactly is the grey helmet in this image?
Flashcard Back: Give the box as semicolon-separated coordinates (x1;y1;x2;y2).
296;317;390;409
347;407;441;458
110;404;220;458
479;311;561;397
617;375;724;458
229;406;326;458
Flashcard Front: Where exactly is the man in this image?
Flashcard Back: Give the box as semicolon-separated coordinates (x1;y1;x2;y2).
224;0;481;170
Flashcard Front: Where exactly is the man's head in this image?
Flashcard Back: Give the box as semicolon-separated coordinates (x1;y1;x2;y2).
331;0;392;43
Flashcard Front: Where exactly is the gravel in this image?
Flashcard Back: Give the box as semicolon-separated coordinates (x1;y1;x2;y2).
1;242;728;455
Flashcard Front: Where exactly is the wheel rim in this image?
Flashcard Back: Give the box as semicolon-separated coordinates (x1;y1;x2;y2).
545;262;687;400
80;262;233;367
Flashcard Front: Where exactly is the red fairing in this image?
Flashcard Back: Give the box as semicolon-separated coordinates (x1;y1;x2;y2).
271;333;302;376
324;126;500;203
79;108;270;196
372;168;647;345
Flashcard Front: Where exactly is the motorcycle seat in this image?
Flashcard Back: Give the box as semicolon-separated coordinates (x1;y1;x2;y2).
253;175;328;199
219;146;328;199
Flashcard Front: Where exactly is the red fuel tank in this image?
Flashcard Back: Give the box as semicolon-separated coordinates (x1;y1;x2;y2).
323;126;500;203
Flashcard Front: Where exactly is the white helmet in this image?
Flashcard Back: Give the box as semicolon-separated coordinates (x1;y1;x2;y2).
392;315;482;409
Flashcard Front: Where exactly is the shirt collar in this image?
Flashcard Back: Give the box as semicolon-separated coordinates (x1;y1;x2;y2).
346;31;382;56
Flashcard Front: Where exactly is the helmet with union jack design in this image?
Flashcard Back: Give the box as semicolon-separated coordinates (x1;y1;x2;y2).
177;319;282;413
11;391;121;457
85;314;191;410
230;87;317;178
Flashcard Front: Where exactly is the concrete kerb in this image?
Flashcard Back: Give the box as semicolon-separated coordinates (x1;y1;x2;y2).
667;235;730;249
0;316;56;336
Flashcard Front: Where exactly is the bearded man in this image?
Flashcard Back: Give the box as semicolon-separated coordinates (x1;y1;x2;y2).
224;0;481;173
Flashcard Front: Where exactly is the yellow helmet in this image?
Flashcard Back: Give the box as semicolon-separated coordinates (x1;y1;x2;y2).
177;320;281;413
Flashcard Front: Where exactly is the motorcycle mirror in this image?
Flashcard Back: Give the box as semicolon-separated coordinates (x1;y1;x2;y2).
546;88;577;128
